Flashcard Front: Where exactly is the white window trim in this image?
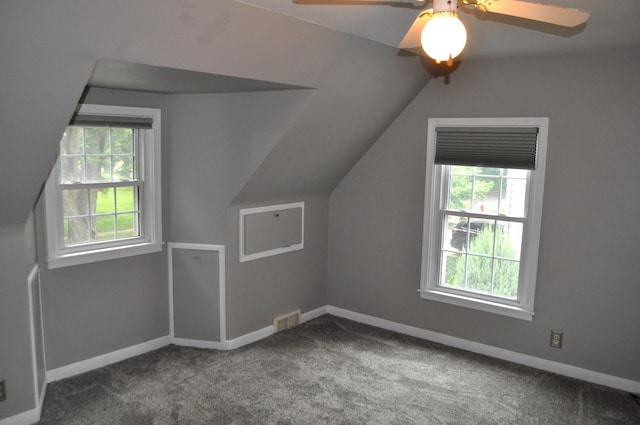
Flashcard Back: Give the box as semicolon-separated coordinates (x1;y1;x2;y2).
238;202;305;262
45;104;162;269
419;117;548;321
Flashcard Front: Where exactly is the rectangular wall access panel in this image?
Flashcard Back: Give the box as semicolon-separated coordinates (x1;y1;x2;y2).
239;202;304;262
171;248;221;342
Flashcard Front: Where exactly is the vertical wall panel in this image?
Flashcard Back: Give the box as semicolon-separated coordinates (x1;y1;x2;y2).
28;268;46;403
172;248;221;342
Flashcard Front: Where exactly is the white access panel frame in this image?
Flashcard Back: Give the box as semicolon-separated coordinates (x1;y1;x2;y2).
238;202;305;262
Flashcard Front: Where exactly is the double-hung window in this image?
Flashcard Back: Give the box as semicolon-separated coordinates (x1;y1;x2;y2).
420;118;548;320
45;104;162;268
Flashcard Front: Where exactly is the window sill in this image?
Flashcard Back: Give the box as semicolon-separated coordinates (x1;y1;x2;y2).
47;241;164;269
418;289;534;321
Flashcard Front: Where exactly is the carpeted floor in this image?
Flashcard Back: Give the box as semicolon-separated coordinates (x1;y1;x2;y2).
39;315;640;424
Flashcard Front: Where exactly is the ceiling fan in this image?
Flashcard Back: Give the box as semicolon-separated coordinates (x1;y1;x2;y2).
295;0;590;66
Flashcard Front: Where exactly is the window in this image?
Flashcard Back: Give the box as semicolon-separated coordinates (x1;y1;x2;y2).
420;118;548;320
45;104;162;268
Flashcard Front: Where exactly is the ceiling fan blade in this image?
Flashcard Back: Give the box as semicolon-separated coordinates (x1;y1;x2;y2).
477;0;589;27
293;0;426;7
398;10;431;50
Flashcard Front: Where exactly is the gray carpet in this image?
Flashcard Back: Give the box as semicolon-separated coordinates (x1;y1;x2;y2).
39;315;640;424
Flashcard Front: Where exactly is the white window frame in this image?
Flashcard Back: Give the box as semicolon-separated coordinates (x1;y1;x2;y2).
419;117;548;321
45;104;162;269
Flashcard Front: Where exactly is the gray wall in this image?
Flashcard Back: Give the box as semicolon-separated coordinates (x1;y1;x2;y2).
165;91;314;244
165;93;329;339
36;88;170;370
227;195;329;338
0;221;37;418
328;48;640;382
0;0;428;225
34;86;331;369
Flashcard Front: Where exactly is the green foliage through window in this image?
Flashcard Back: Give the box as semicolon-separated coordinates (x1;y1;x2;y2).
448;166;499;210
444;227;520;299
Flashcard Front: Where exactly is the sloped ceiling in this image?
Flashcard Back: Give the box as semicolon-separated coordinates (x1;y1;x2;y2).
0;0;429;225
239;0;640;59
89;60;309;94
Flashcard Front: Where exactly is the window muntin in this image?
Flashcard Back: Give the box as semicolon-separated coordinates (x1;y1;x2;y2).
45;105;162;268
420;118;548;321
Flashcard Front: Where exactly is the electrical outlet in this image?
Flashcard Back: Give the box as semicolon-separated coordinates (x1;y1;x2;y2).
0;380;6;402
550;330;563;349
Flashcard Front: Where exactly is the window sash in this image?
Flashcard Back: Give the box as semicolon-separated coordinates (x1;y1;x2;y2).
57;179;145;253
437;207;526;304
58;124;144;251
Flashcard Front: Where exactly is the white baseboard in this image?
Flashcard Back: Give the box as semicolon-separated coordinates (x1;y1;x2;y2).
172;306;328;352
326;306;640;394
46;335;172;383
172;337;227;350
225;325;274;350
0;408;41;425
301;305;327;323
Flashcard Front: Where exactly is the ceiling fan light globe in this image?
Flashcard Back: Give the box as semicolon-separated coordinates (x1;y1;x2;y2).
421;14;467;62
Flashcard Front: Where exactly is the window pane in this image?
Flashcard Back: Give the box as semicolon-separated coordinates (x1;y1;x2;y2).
442;252;465;288
465;256;494;294
493;259;520;299
116;213;139;239
65;217;90;246
115;186;135;213
471;168;499;214
83;128;110;154
62;189;89;216
60;127;84;155
448;167;473;210
495;221;523;260
92;188;115;214
449;216;473;251
60;156;84;183
85;156;111;182
111;129;133;154
112;156;134;181
499;169;528;217
468;221;496;256
93;215;115;241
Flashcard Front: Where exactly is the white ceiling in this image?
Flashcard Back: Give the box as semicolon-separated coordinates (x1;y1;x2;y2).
238;0;640;59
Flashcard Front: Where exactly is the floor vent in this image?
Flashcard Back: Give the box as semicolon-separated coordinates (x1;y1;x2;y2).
273;310;301;333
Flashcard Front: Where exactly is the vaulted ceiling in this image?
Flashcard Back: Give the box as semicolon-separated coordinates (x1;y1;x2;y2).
239;0;640;58
0;0;428;224
1;0;639;225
